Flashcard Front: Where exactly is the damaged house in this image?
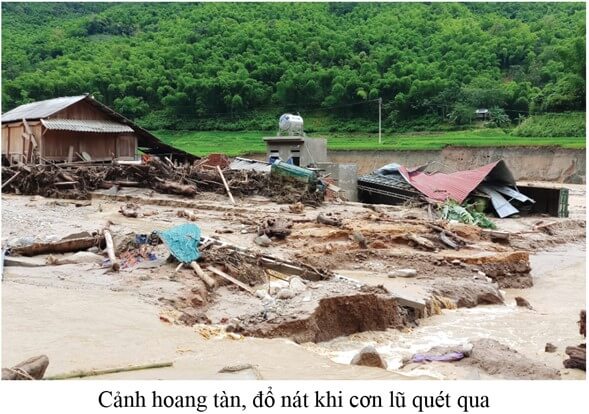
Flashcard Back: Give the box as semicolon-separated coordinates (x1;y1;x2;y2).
1;94;195;165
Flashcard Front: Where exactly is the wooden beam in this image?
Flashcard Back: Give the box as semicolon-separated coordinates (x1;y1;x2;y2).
217;166;235;205
207;266;255;295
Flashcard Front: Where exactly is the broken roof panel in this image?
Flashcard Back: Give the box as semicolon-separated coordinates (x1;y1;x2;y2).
41;119;134;133
1;95;87;123
397;160;516;204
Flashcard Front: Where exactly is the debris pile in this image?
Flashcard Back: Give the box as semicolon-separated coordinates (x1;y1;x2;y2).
2;157;324;205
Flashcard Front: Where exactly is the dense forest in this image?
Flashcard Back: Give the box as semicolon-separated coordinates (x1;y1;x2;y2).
1;2;586;132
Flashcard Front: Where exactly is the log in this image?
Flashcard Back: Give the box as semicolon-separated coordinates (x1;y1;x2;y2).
217;166;235;205
1;171;21;189
45;361;173;380
10;235;105;257
155;180;196;196
104;230;120;272
405;233;435;250
2;355;49;380
439;231;459;249
207;265;254;295
190;261;216;289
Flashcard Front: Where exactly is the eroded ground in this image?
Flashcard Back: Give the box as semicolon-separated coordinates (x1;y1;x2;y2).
1;183;586;379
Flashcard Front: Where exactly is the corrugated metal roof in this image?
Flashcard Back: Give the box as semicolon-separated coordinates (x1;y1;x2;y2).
41;119;134;133
397;160;516;204
1;95;87;123
229;157;271;173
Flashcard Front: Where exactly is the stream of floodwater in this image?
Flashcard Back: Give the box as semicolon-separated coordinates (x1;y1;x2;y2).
302;245;586;379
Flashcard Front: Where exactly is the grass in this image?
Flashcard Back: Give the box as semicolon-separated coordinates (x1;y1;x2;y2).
155;128;586;157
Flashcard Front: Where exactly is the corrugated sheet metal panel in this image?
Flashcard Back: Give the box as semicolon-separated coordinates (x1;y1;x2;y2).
230;157;271;173
1;95;87;123
41;119;134;133
397;161;514;204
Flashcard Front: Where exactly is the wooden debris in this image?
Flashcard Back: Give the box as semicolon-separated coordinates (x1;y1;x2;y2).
154;180;196;197
439;231;459;249
217;165;236;205
405;232;435;250
10;235;104;257
177;209;198;221
1;171;21;189
45;361;173;380
190;261;216;289
207;265;255;295
104;230;120;272
2;355;49;380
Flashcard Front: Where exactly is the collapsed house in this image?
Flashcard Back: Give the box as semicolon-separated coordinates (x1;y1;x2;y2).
358;160;547;218
1;94;196;165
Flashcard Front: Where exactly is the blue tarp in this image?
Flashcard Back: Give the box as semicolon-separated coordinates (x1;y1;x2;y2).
158;223;201;263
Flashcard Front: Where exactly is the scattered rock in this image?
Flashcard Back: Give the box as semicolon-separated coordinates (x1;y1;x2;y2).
276;288;295;300
288;202;305;214
258;217;293;239
254;234;272;247
432;279;503;308
545;343;557;353
352;231;367;249
350;345;388;369
388;268;417;278
317;212;342;227
515;296;534;310
289;276;306;293
2;355;49;380
451;259;461;265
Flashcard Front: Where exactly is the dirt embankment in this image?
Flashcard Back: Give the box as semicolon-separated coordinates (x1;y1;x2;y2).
327;146;586;184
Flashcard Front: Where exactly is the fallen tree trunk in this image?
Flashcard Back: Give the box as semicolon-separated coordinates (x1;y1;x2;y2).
2;355;49;380
207;265;255;295
10;235;104;257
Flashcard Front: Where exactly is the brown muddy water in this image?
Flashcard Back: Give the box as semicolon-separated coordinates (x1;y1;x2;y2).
303;245;586;379
2;246;585;380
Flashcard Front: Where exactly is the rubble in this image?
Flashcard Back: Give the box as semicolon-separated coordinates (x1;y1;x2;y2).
1;157;324;205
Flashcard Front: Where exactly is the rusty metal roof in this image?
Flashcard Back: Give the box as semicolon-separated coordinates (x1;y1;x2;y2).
1;95;87;123
41;119;134;133
397;160;516;204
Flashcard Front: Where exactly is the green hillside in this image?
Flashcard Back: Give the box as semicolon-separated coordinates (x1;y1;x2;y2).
1;2;585;134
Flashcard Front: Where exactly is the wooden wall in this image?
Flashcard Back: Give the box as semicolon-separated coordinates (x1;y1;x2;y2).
42;131;137;161
2;99;138;162
1;122;42;163
52;100;111;121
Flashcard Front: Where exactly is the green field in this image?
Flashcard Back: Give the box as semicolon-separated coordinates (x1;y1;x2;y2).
155;129;586;157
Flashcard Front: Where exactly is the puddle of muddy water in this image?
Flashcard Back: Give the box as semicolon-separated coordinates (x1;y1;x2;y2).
302;244;586;380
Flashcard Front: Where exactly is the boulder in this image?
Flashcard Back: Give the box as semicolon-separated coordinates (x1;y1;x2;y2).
388;268;417;278
351;345;387;369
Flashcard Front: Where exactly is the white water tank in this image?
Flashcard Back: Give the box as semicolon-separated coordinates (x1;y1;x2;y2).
279;113;304;135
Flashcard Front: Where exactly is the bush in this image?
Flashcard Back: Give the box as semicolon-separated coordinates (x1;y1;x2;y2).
511;112;585;137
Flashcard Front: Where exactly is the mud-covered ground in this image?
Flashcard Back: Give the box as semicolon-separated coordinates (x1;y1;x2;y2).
1;182;585;379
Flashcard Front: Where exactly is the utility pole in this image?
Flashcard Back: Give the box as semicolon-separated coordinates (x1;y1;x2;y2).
378;97;382;145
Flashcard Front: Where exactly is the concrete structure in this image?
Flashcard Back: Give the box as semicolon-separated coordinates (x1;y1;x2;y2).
263;136;327;168
2;94;195;165
318;162;358;201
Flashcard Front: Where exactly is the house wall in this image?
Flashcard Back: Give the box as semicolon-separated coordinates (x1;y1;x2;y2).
2;100;138;162
42;131;137;161
1;122;42;163
51;100;111;121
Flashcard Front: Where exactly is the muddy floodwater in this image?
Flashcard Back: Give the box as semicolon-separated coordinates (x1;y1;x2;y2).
3;245;584;380
303;245;586;379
